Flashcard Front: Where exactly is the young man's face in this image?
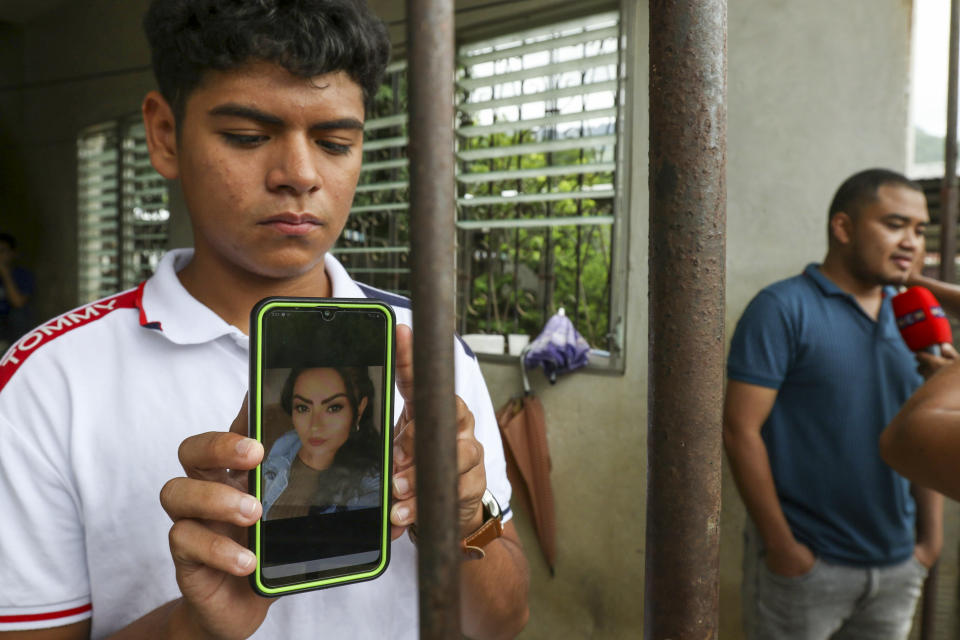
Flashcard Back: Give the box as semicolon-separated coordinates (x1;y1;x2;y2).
843;184;929;286
160;61;365;280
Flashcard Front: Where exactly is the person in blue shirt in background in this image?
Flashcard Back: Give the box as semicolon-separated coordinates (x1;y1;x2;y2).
724;168;951;640
0;233;34;350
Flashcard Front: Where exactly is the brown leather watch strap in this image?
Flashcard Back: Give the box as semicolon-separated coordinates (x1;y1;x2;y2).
461;516;504;560
407;517;504;560
410;490;504;559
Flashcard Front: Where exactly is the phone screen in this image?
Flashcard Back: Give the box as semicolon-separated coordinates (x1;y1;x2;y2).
250;299;394;595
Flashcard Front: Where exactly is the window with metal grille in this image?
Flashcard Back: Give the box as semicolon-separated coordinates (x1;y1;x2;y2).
337;60;412;295
331;11;627;367
77;116;170;304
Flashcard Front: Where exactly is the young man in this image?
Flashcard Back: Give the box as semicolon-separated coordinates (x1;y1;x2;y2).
0;1;529;638
724;168;944;640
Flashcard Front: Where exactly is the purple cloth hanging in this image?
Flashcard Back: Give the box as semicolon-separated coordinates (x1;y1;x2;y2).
522;311;590;384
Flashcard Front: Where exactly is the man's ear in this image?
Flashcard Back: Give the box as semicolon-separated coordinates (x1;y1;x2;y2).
830;212;854;245
142;91;179;180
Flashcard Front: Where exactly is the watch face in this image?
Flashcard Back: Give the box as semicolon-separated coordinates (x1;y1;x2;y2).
481;489;502;519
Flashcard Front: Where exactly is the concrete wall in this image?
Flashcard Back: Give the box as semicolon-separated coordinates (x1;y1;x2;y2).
0;0;939;639
726;0;914;319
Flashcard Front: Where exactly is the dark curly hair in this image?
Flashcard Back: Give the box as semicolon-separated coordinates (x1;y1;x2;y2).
143;0;390;122
828;168;923;225
280;366;381;486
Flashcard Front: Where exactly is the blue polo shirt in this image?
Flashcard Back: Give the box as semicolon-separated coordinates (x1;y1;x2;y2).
727;264;922;566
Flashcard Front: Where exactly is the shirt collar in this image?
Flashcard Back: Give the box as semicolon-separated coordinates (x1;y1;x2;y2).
139;249;241;345
325;251;366;298
803;262;898;300
802;263;848;297
803;262;900;334
139;249;368;346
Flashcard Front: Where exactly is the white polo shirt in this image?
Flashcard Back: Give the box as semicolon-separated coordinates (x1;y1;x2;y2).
0;249;511;639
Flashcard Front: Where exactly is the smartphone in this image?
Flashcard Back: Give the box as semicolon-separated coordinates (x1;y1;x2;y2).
248;297;395;596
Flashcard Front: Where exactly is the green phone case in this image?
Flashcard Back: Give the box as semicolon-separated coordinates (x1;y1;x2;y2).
248;297;395;597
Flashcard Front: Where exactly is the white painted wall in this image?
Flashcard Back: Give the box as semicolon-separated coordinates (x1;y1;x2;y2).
726;0;913;320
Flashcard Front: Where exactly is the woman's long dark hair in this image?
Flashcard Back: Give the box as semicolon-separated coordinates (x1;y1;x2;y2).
280;367;381;499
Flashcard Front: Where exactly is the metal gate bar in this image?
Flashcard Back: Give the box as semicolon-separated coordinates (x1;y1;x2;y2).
939;0;960;284
405;0;462;637
645;1;727;637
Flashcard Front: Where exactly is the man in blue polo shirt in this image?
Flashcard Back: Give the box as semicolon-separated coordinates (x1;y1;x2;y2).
724;168;945;639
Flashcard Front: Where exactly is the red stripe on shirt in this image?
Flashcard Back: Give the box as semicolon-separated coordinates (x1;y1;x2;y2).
135;280;163;330
0;283;150;392
0;603;92;623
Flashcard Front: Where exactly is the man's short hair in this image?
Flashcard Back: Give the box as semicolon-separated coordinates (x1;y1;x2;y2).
143;0;391;122
0;233;16;251
828;168;923;224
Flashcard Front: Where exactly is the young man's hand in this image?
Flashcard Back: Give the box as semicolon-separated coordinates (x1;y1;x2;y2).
914;540;940;569
389;324;487;541
915;343;960;380
763;540;816;578
158;398;273;639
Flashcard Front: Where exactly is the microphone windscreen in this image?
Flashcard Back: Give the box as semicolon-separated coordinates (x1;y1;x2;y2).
892;286;952;351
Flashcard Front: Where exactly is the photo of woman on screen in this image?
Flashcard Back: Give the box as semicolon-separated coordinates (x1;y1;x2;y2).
262;366;381;520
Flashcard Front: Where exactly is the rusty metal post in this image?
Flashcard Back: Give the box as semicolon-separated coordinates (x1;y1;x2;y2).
405;0;461;637
922;5;960;636
940;0;960;283
645;1;726;638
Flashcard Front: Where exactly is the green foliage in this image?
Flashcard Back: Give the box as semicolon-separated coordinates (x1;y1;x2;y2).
915;127;947;165
465;224;611;348
345;67;617;350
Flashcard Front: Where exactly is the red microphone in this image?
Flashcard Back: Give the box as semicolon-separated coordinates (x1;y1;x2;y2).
892;286;952;356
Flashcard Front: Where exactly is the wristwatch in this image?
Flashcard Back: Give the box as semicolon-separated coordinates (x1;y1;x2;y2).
462;489;504;560
406;489;504;559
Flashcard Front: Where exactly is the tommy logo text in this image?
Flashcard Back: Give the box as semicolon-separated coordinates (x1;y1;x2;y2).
0;299;120;368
